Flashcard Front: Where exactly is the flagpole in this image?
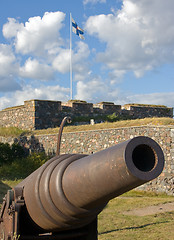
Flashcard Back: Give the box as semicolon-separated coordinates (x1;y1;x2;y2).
70;13;73;100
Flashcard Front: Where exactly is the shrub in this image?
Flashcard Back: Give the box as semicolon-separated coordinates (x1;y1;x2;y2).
11;143;26;159
106;113;120;122
0;142;26;166
0;152;49;179
72;116;91;123
0;143;13;165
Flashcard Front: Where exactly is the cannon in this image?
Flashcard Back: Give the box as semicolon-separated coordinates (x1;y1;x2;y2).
0;135;164;240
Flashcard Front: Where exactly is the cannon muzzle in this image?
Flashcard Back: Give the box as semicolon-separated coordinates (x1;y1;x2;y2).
0;136;164;239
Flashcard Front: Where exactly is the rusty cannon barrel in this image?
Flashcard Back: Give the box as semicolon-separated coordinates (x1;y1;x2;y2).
0;136;164;240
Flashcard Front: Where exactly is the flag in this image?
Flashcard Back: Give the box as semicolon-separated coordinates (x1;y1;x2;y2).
72;17;85;40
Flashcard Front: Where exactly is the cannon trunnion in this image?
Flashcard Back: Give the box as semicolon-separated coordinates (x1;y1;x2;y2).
0;136;164;240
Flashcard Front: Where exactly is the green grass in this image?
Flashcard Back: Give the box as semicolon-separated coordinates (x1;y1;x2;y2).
123;103;167;108
33;117;174;135
0;127;30;137
98;191;174;240
0;117;174;137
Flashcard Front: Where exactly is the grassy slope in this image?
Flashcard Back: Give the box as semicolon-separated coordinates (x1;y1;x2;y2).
98;192;174;240
33;117;174;135
1;117;174;137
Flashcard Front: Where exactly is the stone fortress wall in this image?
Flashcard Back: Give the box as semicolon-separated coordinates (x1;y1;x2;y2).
0;99;173;130
0;125;174;195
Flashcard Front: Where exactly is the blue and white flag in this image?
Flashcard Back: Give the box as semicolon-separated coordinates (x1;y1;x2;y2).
72;17;85;40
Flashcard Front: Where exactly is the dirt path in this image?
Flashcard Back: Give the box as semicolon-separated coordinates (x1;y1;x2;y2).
123;202;174;216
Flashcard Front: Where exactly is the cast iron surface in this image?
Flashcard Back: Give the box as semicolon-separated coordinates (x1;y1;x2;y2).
56;117;71;156
17;136;164;231
63;136;164;209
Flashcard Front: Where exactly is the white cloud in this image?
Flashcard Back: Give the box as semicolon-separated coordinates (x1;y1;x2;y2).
3;12;65;56
76;79;104;101
0;84;70;110
0;44;21;92
83;0;106;5
74;60;174;107
3;18;23;39
1;6;173;110
85;0;174;79
14;85;69;104
0;44;17;76
52;49;70;73
76;78;174;108
20;58;54;81
1;87;173;111
1;11;92;93
126;92;174;108
75;77;120;102
2;11;91;85
73;42;90;81
0;96;12;110
52;41;90;80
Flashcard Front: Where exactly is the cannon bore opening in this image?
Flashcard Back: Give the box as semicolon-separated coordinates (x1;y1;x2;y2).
132;144;157;172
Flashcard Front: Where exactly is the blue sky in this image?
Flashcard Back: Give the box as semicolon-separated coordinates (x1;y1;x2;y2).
0;0;174;110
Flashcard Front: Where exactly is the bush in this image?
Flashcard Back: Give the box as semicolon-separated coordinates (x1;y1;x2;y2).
0;142;50;179
106;113;120;122
72;116;91;123
0;152;50;179
0;143;12;165
11;143;25;159
0;142;25;166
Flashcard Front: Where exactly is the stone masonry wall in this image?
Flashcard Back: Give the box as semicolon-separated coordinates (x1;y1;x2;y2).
0;100;62;130
34;100;61;129
127;106;173;119
0;125;174;195
0;100;173;130
93;103;121;114
0;100;35;130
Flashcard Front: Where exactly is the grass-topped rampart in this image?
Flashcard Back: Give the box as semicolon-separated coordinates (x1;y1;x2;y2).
123;103;167;108
0;117;174;137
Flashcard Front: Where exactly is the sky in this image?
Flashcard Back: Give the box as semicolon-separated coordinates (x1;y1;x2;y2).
0;0;174;110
